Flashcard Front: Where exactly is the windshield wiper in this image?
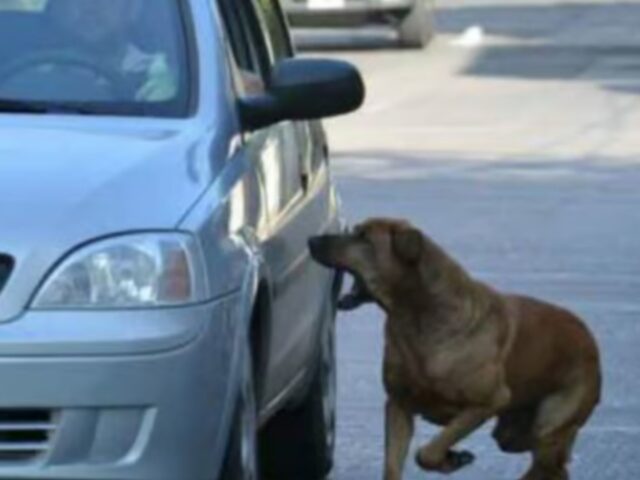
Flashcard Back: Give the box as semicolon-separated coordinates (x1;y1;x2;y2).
0;98;95;114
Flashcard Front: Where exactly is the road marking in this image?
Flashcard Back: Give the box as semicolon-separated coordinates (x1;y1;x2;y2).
451;25;486;48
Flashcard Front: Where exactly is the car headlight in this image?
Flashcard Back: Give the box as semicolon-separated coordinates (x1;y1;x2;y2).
33;233;208;309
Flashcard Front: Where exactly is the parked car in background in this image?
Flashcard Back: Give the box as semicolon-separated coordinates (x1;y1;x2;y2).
283;0;436;48
0;0;364;479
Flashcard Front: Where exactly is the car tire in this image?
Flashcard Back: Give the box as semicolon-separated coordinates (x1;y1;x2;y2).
397;0;435;49
260;304;337;480
220;344;260;480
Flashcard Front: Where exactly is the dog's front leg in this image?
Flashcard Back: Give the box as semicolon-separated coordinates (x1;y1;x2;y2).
384;400;414;480
415;407;493;473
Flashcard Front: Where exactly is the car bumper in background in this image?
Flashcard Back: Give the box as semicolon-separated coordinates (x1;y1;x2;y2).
0;295;243;480
286;0;416;26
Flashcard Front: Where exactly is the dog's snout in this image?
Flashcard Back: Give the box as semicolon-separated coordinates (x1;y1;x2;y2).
308;236;331;261
308;236;324;253
308;235;342;266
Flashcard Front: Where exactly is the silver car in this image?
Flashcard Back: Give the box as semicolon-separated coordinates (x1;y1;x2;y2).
284;0;436;48
0;0;364;479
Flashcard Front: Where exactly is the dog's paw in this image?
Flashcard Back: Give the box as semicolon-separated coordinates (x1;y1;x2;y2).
444;450;475;472
416;448;475;474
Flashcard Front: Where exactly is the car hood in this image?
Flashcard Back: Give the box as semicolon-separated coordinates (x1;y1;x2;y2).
0;120;218;321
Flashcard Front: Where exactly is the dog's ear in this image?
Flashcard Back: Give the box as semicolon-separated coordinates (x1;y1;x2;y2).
392;226;423;263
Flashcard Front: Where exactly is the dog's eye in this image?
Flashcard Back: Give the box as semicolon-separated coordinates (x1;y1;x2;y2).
355;230;368;242
350;226;369;242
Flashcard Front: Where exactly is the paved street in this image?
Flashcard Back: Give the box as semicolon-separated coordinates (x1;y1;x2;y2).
296;1;640;478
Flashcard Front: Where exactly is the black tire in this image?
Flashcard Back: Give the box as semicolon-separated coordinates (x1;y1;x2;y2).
220;345;260;480
398;0;436;49
260;307;337;480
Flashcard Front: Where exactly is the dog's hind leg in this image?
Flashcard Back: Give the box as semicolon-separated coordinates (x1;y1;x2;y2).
492;406;537;453
520;377;599;480
520;427;577;480
384;400;414;480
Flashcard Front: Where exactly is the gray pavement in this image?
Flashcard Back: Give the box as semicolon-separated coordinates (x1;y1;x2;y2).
295;1;640;479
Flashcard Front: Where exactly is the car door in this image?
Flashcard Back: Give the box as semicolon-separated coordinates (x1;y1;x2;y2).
217;0;335;408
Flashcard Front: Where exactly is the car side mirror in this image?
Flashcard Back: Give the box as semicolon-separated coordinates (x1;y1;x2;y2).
238;58;365;131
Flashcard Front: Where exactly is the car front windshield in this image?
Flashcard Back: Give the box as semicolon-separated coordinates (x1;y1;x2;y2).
0;0;192;117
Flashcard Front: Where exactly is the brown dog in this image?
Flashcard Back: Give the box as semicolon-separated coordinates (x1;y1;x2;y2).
309;218;601;480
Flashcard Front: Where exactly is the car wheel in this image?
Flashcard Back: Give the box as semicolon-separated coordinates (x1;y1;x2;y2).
260;304;337;480
221;345;259;480
397;0;435;49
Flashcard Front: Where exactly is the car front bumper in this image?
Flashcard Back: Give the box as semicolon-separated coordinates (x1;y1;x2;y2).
285;0;416;26
0;294;244;480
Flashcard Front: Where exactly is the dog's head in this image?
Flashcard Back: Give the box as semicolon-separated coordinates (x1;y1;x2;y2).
309;218;425;310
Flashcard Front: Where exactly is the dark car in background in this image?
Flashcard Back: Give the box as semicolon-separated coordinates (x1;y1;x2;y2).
283;0;436;48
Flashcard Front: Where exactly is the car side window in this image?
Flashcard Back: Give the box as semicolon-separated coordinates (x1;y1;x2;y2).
216;0;268;95
251;0;293;62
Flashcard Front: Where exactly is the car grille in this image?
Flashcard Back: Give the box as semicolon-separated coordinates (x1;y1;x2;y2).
0;255;13;295
0;409;58;462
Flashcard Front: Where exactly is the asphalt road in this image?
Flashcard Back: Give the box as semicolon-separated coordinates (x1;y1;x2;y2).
295;1;640;479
